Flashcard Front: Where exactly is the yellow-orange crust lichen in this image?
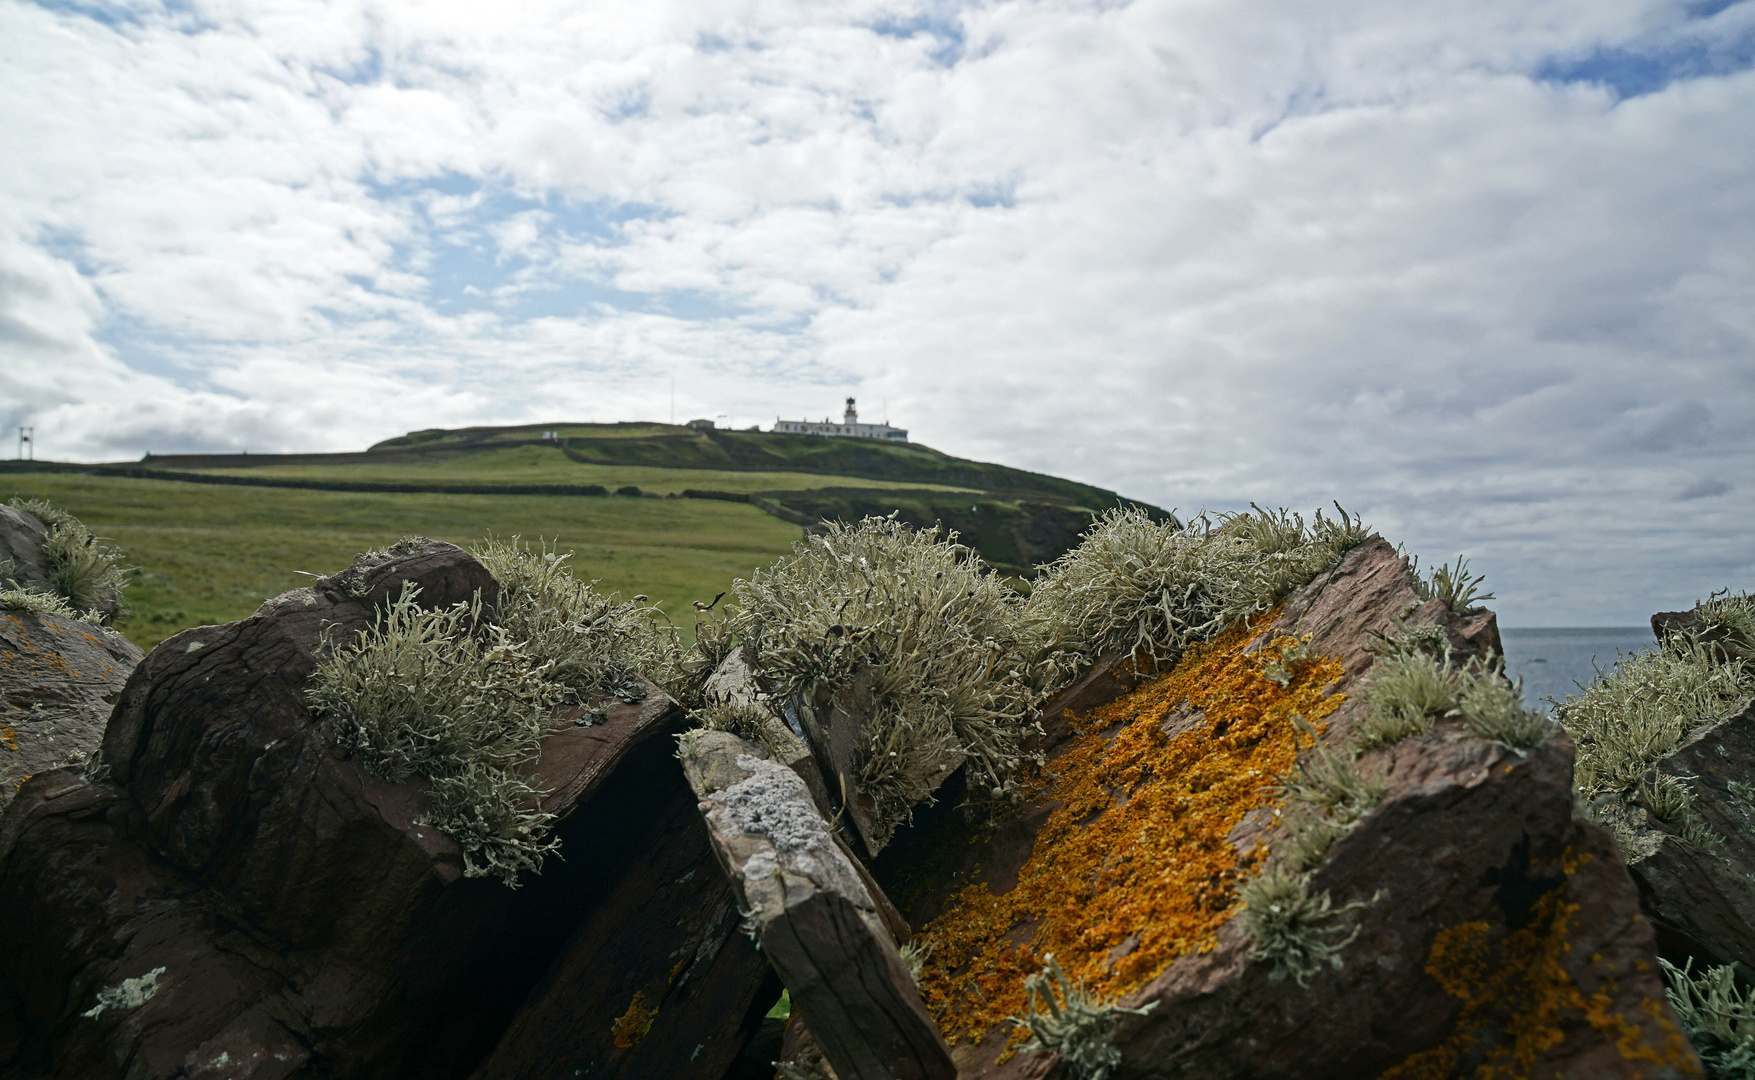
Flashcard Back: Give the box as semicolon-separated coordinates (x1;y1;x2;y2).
609;990;657;1049
1379;852;1700;1079
915;610;1345;1045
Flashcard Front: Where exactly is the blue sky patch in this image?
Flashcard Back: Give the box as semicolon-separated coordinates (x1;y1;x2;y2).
369;178;743;322
1536;16;1755;98
868;6;966;67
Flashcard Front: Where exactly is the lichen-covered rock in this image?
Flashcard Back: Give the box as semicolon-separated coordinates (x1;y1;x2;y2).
0;503;125;625
681;728;953;1080
0;506;53;594
0;608;142;812
877;538;1698;1079
0;539;737;1079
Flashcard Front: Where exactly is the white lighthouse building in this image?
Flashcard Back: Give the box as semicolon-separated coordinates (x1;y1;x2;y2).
772;398;908;442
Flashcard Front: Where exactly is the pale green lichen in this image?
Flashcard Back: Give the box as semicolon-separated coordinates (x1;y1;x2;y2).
1355;649;1466;749
310;585;563;886
312;537;691;884
1357;645;1551;755
691;699;801;762
1408;553;1495;613
1022;504;1368;693
1009;954;1157;1080
735;515;1042;847
81;966;166;1019
1273;714;1388;871
9;498;129;622
1662;957;1755;1078
1556;594;1755;860
1236;864;1371;987
0;586;102;624
469;535;679;701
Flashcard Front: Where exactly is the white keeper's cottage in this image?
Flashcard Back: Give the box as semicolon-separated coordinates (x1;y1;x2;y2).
772;398;908;442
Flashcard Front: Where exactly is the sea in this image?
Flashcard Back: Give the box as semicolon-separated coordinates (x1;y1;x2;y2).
1500;626;1659;714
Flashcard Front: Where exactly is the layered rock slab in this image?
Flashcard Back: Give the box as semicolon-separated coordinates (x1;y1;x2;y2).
682;728;954;1080
0;609;141;812
0;539;762;1079
1619;699;1755;974
878;538;1697;1079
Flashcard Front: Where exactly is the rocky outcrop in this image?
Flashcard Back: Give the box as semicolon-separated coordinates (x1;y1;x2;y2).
0;539;767;1080
465;728;774;1080
862;539;1696;1079
1620;700;1755;974
0;528;1713;1079
0;507;52;596
0;504;123;625
0;609;142;813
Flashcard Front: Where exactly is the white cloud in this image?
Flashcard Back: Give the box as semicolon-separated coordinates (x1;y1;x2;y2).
1;0;1752;623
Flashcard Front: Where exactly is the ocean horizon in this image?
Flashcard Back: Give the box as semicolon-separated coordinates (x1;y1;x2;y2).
1500;626;1658;714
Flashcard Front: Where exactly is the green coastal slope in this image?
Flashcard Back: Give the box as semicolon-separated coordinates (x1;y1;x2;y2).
4;422;1166;650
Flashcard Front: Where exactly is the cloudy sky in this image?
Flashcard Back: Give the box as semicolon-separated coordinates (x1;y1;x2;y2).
2;0;1752;624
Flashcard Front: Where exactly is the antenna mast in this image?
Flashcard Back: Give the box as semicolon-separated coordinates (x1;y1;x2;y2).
17;426;32;461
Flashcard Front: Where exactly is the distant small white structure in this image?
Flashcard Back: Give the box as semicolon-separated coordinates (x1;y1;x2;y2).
772;398;908;442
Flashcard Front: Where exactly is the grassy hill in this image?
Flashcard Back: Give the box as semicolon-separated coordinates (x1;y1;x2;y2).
140;422;1167;572
4;423;1167;651
368;421;1117;501
1;472;802;652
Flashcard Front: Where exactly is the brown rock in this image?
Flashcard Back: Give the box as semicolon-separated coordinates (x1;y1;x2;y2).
879;538;1698;1080
466;663;783;1080
1623;700;1755;973
0;609;142;812
0;539;735;1079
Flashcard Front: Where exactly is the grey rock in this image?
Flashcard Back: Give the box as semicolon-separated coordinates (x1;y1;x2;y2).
0;505;52;595
0;607;142;812
1626;700;1755;973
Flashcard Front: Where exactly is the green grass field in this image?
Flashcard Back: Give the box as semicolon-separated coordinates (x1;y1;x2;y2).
4;473;804;652
187;443;971;496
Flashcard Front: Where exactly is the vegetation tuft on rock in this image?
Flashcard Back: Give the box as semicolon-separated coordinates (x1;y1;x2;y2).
1663;957;1755;1079
309;537;692;884
735;515;1043;845
1021;504;1367;694
1408;554;1494;613
1558;592;1755;858
310;585;563;885
5;497;129;623
1008;954;1156;1080
471;535;680;700
1357;640;1551;755
1237;864;1370;987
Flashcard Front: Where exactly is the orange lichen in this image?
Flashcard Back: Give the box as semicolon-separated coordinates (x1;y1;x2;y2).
1;726;16;752
610;990;657;1049
915;611;1345;1044
1380;860;1700;1080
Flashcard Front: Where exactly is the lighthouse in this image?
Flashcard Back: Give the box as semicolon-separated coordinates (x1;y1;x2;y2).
771;397;909;441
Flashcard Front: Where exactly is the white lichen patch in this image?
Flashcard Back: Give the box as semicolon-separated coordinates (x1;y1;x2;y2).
715;756;835;854
82;966;166;1019
709;755;866;904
